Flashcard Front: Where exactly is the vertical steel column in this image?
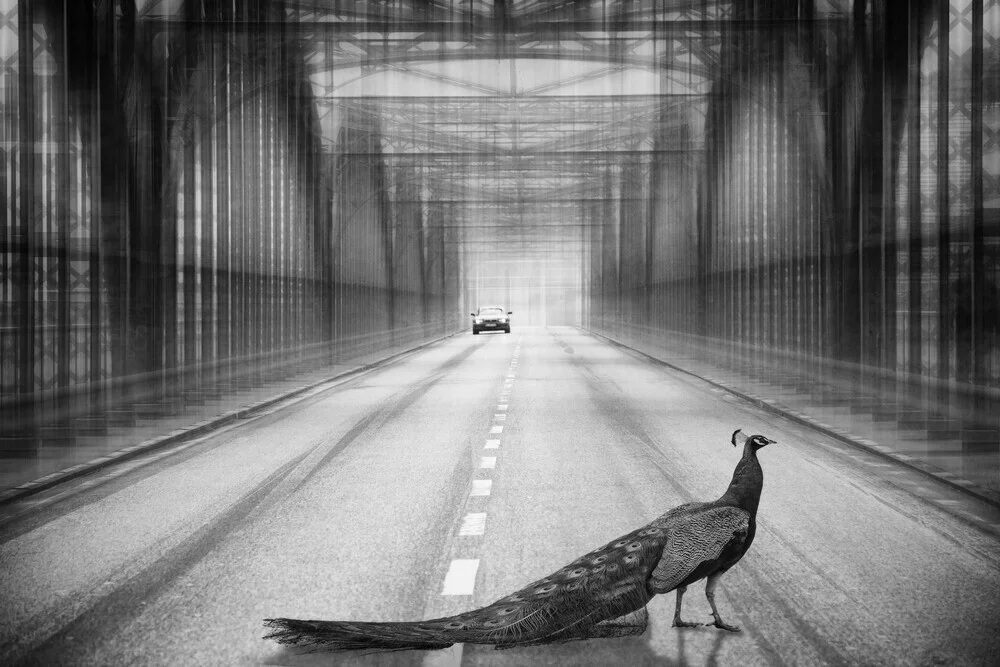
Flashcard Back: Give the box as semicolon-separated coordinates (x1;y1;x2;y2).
16;0;35;434
88;8;104;414
233;42;247;378
280;83;291;358
54;6;70;408
217;34;232;388
774;41;787;356
0;7;11;400
182;63;199;398
645;145;655;325
160;21;179;401
907;2;923;378
440;203;446;332
883;5;900;385
201;38;217;394
756;46;767;359
617;157;627;330
248;68;261;381
260;22;273;361
937;0;952;401
969;0;986;402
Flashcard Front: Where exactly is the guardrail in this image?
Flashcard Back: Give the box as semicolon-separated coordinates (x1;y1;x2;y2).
0;320;462;440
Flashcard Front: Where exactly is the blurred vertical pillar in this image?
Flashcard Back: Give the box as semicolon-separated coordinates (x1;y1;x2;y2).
201;33;219;392
599;166;613;331
969;0;984;397
977;0;1000;411
15;0;36;437
905;1;924;380
936;0;952;406
181;7;200;399
51;5;69;408
216;33;232;386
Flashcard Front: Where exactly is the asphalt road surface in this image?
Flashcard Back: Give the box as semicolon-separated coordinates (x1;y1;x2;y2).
2;327;999;666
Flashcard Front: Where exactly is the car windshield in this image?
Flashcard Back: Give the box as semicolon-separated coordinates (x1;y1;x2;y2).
478;308;504;317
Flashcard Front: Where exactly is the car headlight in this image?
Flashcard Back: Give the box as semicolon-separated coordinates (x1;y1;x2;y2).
499;317;507;323
474;318;482;324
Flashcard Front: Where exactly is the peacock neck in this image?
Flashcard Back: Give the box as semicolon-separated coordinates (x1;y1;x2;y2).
718;441;764;516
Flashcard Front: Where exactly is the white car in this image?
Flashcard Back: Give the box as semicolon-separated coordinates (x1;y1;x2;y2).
471;306;512;334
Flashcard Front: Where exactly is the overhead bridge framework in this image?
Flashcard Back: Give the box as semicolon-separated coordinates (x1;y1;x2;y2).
0;0;998;492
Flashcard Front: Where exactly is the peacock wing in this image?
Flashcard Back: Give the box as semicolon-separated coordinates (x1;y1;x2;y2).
647;505;750;594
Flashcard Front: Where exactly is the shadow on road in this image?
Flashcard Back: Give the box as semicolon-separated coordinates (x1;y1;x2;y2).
261;628;730;666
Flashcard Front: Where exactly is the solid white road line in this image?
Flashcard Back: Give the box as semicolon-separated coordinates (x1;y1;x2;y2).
423;645;463;667
459;513;487;536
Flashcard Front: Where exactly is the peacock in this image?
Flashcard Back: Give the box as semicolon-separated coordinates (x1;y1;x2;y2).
263;428;775;652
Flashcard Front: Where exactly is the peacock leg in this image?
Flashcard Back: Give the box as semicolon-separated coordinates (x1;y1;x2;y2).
705;573;741;632
672;585;701;628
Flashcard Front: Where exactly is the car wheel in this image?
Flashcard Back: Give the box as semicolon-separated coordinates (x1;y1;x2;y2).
505;327;511;333
473;329;479;335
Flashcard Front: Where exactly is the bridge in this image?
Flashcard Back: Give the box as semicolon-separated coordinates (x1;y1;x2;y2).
1;0;999;664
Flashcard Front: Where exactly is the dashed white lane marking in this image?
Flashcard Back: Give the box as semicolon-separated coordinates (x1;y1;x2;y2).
480;456;497;469
485;439;500;449
471;479;492;496
442;559;479;595
459;513;487;536
497;404;508;411
494;414;506;421
490;425;503;434
423;645;463;667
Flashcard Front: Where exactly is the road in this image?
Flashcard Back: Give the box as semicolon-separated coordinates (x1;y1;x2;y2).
1;327;999;666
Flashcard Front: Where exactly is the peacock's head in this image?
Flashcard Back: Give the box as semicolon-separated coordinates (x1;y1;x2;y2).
731;429;777;450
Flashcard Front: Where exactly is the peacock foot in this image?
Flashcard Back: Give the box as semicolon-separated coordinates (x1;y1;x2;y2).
709;618;741;632
671;618;702;628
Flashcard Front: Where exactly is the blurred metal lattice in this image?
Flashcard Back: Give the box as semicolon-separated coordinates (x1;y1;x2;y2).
0;0;998;492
